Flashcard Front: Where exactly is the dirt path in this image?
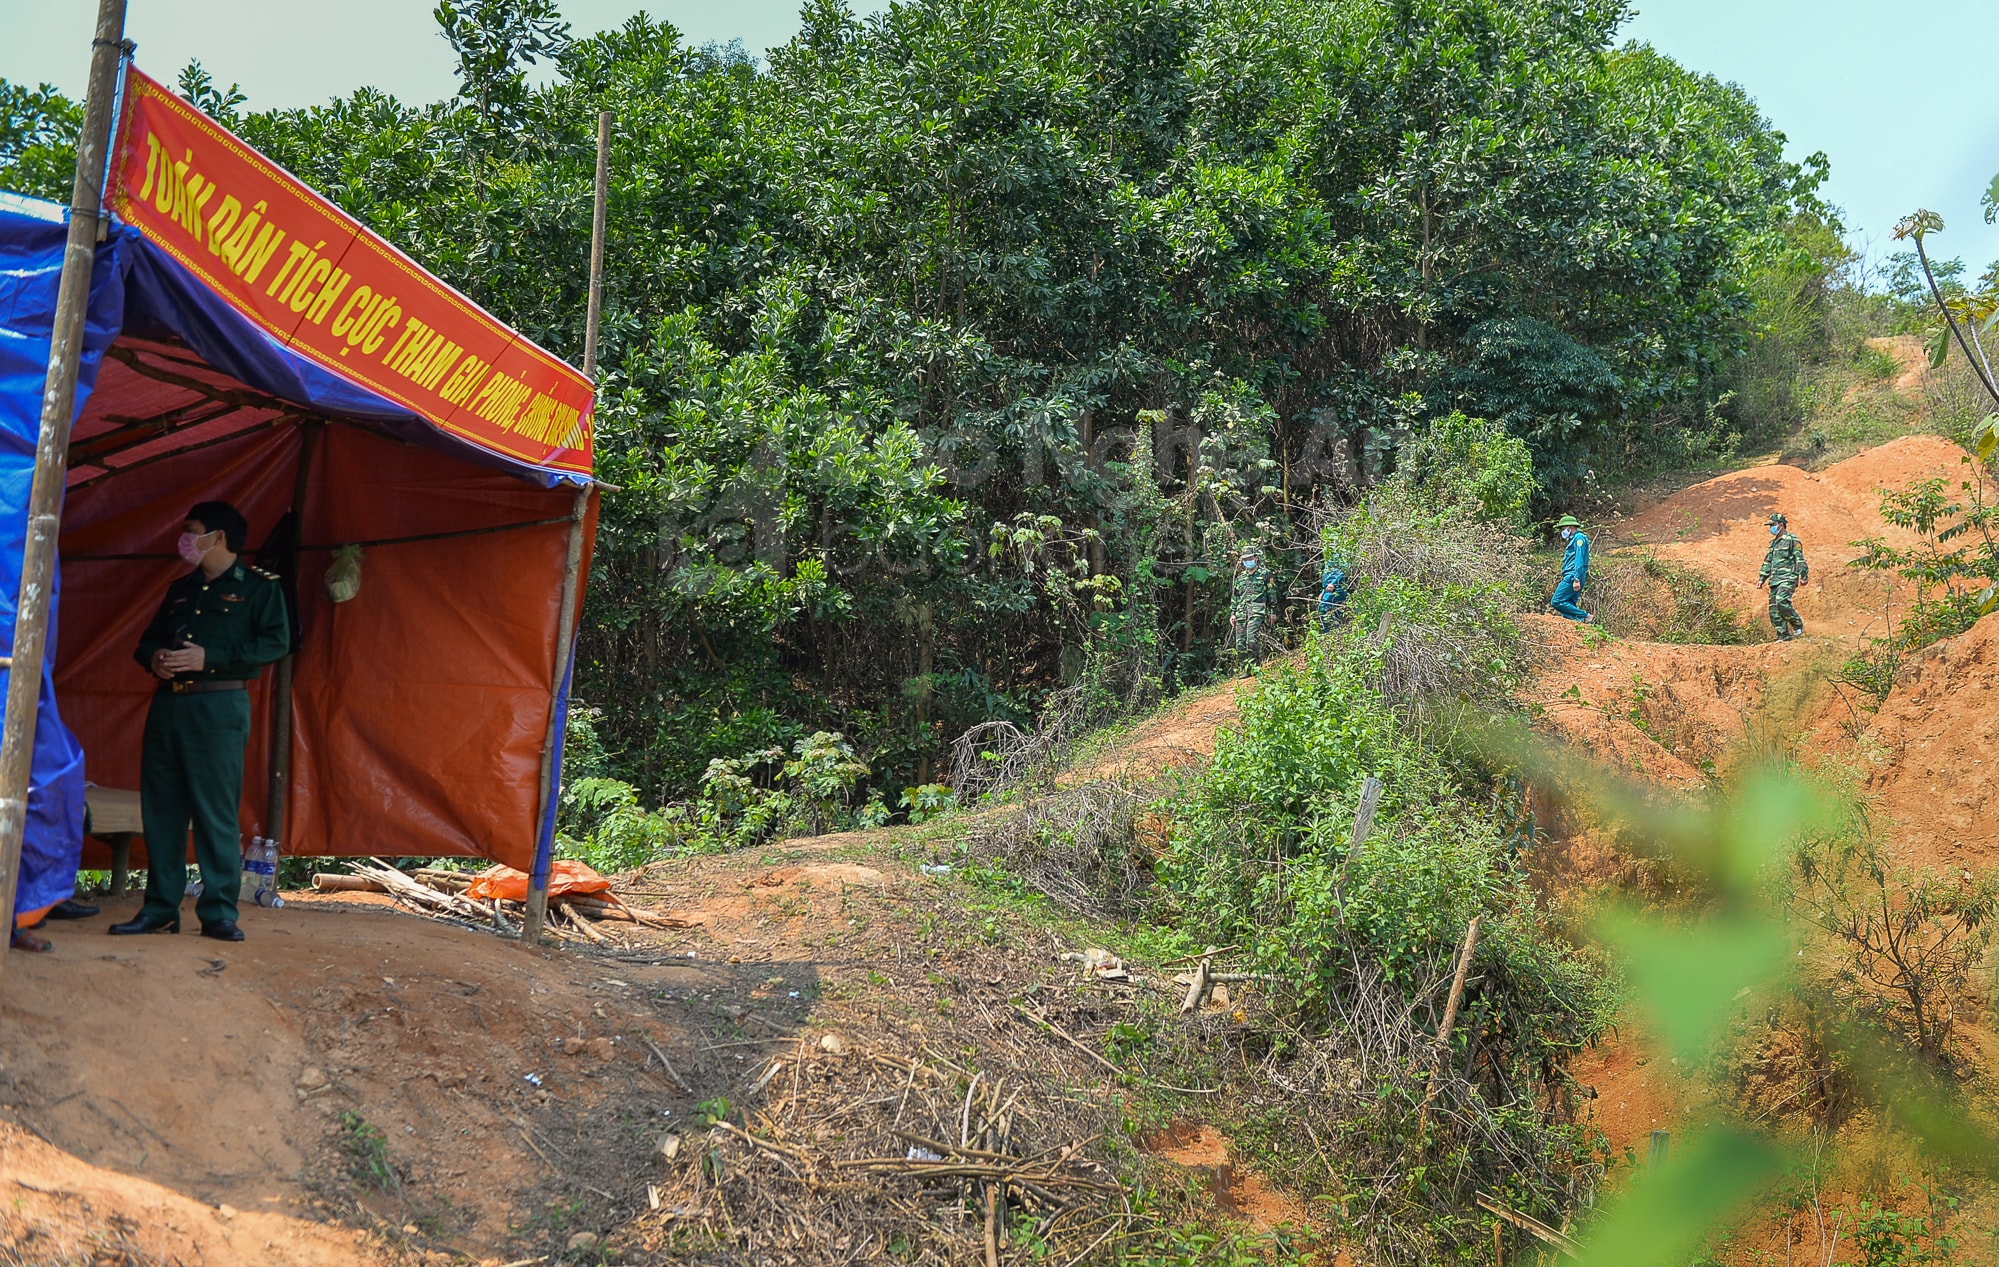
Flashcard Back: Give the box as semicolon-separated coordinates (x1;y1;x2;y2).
2;847;1195;1264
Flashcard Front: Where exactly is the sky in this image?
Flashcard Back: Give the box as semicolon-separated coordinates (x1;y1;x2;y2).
4;0;1997;278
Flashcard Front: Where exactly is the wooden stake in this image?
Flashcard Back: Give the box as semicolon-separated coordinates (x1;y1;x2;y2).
1418;914;1481;1136
0;0;125;997
1346;775;1384;862
1435;914;1481;1051
983;1178;1001;1267
525;110;611;946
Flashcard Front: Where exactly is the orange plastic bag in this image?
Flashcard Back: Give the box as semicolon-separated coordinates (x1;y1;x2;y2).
464;860;613;902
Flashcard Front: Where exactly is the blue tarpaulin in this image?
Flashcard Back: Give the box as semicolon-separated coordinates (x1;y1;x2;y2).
0;188;585;920
0;194;124;921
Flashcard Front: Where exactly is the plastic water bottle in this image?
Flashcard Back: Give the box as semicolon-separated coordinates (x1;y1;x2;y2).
243;831;282;907
259;836;285;908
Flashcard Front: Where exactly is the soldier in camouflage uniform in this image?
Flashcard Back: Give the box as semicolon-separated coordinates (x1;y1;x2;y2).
1757;511;1809;641
1228;548;1273;673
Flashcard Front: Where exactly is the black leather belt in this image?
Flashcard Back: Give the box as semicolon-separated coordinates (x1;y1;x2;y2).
165;679;246;694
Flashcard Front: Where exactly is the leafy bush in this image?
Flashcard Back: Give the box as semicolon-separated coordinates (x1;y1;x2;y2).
1397;412;1537;527
557;730;877;872
1839;468;1999;696
1319;484;1534;703
1853;1192;1961;1267
1146;546;1614;1262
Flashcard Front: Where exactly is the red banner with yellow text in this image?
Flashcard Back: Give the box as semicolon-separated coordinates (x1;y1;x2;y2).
106;67;593;477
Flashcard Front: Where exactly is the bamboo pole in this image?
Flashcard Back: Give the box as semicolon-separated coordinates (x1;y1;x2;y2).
524;109;611;945
264;421;320;853
0;0;126;983
1418;914;1481;1137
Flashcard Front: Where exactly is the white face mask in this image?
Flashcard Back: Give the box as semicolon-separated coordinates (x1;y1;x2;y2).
177;530;213;566
1560;527;1575;541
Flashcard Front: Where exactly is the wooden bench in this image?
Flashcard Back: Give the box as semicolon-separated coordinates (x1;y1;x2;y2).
84;785;142;895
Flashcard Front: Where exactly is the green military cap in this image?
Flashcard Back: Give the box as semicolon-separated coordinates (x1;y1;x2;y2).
1554;514;1583;529
1767;512;1787;526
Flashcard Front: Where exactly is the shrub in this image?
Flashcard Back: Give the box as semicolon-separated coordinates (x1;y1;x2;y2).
557;730;878;871
1591;551;1756;645
1397;411;1538;527
1153;614;1614;1262
1319;484;1534;703
1791;810;1999;1062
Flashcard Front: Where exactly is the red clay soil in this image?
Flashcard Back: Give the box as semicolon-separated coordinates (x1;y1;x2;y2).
1519;615;1824;789
1612;434;1969;645
0;1117;374;1266
1144;1122;1310;1236
1060;676;1253;786
1856;610;1999;873
0;887;766;1263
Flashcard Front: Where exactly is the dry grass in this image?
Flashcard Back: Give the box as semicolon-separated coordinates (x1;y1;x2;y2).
1589;551;1755;645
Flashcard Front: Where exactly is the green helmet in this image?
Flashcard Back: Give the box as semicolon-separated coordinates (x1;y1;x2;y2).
1555;514;1583;529
1766;512;1787;526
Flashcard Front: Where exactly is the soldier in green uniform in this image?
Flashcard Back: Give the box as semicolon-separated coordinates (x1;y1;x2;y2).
1228;548;1273;673
1757;511;1810;641
110;502;290;942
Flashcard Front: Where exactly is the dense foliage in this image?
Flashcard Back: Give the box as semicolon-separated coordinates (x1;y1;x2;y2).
1;0;1834;802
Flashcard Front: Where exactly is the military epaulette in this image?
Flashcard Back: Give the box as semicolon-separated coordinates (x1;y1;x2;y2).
249;564;280;581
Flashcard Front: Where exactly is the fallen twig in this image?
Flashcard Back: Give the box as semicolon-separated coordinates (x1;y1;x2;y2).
643;1036;695;1093
1013;1005;1124;1078
1476;1192;1580;1258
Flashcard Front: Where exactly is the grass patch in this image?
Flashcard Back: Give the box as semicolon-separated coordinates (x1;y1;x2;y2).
338;1110;402;1194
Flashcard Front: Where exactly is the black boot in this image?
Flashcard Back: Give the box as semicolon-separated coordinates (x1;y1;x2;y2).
200;919;245;942
109;912;179;935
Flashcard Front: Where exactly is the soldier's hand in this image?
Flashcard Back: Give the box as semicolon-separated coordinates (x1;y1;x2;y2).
159;643;206;673
149;648;175;679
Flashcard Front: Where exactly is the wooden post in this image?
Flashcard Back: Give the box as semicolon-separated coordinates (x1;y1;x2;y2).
1346;775;1384;862
0;0;126;981
264;420;320;853
523;110;610;945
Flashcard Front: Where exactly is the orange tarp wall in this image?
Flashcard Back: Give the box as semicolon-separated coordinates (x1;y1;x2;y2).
55;418;591;871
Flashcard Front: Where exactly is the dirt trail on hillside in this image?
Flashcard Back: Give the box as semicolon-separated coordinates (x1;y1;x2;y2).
2;850;1195;1264
1558;430;1999;878
1609;433;1965;643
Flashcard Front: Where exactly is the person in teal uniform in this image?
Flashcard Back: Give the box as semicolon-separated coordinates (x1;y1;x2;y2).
1550;514;1591;622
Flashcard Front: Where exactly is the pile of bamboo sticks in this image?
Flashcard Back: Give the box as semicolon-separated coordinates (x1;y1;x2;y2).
312;861;691;944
